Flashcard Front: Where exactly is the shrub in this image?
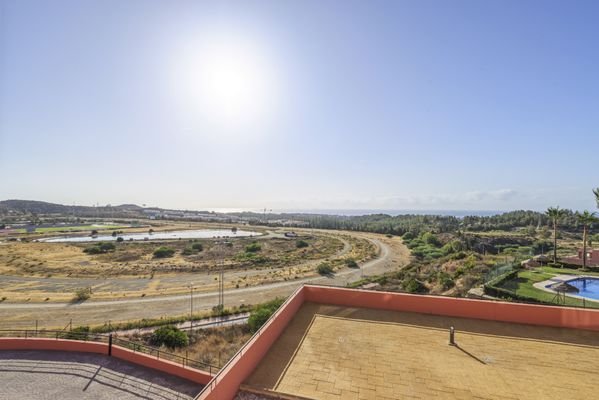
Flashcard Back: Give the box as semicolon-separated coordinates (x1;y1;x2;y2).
99;242;115;252
153;246;175;258
150;325;189;348
83;242;115;254
296;240;309;248
248;298;284;333
402;278;426;293
62;326;90;340
182;247;193;256
73;287;91;302
116;236;124;242
437;272;455;290
344;258;359;268
83;246;102;254
421;232;441;247
245;242;261;253
547;262;563;268
192;243;204;251
402;231;415;240
317;262;334;275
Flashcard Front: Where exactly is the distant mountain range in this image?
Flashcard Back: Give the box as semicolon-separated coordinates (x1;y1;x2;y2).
0;200;143;215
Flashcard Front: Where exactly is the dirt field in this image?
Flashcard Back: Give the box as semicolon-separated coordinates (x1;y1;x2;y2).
0;231;410;329
0;226;377;302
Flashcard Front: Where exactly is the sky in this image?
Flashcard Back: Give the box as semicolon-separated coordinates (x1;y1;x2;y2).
1;0;598;212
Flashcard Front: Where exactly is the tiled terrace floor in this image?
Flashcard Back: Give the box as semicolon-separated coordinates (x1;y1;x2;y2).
0;350;203;400
245;302;599;400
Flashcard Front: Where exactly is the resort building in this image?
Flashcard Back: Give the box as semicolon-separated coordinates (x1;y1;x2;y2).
562;248;599;267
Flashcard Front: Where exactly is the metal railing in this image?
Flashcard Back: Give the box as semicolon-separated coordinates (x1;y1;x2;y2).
0;329;219;375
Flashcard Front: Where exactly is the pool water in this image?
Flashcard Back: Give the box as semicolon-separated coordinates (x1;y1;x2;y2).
566;277;599;300
40;229;261;243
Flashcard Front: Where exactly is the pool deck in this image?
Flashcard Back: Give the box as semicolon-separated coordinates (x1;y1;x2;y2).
534;274;599;302
244;302;599;400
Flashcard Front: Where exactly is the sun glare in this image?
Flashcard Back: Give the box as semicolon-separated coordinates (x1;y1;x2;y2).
171;32;278;138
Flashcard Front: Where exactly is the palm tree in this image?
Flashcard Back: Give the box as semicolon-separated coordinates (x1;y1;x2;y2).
577;211;597;270
594;187;599;208
546;207;566;263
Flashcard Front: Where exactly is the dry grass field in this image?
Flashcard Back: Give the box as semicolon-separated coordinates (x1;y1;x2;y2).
0;225;378;303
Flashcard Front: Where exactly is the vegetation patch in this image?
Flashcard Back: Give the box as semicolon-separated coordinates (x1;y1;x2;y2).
149;325;189;348
83;242;115;254
244;242;262;253
248;298;285;333
296;240;309;248
153;246;175;258
317;262;334;276
73;287;92;302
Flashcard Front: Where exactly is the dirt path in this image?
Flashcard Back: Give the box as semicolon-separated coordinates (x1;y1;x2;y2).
0;233;409;329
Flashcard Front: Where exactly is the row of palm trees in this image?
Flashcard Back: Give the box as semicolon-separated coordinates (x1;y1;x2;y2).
546;188;599;270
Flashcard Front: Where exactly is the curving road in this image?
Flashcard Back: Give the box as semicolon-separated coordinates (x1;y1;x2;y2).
0;234;409;329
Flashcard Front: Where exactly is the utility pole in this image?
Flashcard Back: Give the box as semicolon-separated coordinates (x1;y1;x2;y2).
188;283;194;330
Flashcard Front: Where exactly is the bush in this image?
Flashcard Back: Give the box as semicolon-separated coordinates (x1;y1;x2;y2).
62;325;90;340
402;278;426;293
83;246;102;254
437;272;455;290
245;242;261;253
116;236;124;242
73;287;91;302
547;262;563;268
296;240;309;248
182;247;193;256
402;231;416;240
191;243;204;251
83;242;115;254
344;258;359;268
149;325;189;348
248;298;284;333
421;232;441;247
317;262;334;275
153;246;175;258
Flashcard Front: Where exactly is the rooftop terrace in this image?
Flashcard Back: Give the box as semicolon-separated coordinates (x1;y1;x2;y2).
195;285;599;400
245;302;599;400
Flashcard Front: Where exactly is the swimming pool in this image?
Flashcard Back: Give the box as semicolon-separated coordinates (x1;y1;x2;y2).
566;277;599;301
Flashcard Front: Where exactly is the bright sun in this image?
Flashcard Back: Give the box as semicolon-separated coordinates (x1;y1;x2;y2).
171;33;278;136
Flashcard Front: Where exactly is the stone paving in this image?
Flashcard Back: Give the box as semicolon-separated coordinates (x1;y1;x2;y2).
245;302;599;400
0;350;203;400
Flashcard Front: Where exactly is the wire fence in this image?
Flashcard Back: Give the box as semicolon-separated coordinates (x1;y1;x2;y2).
483;261;516;284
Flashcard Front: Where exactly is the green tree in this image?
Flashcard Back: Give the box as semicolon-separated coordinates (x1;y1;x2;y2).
546;206;566;263
577;211;597;270
149;325;188;348
248;298;284;333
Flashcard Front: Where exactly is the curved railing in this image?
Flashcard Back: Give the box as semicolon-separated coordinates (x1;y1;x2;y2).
0;329;218;375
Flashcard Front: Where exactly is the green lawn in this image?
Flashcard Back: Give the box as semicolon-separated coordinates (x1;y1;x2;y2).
496;268;599;309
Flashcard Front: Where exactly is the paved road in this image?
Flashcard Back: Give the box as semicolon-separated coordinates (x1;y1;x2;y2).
0;350;202;399
0;234;408;329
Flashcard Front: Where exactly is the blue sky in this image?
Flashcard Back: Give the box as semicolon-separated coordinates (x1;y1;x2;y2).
1;0;598;212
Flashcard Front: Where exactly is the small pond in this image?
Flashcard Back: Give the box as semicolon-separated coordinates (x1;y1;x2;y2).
40;229;261;243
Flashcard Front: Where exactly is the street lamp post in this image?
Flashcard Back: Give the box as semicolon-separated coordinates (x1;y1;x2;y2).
188;283;194;330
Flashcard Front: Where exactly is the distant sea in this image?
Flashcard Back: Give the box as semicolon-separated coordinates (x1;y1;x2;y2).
276;209;504;217
209;208;504;218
